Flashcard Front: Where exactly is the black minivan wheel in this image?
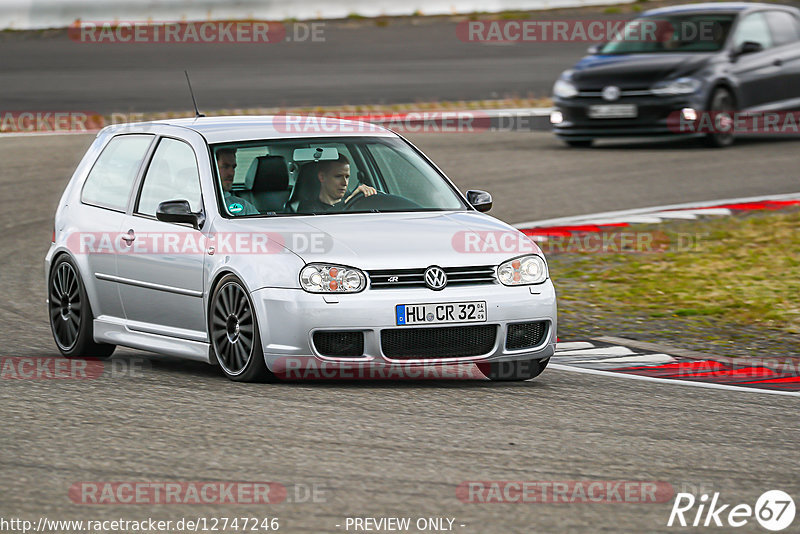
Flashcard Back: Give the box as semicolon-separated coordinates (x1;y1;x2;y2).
704;88;736;148
48;255;115;359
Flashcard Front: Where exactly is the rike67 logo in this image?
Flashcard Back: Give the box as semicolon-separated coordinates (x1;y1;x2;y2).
668;490;795;531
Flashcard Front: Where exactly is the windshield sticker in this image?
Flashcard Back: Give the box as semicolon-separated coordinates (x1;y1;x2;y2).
228;203;244;214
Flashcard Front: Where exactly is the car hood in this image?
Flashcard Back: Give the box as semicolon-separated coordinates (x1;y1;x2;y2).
227;211;542;270
571;53;711;89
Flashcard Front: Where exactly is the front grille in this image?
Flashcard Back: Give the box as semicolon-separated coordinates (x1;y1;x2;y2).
506;321;548;350
313;331;364;357
381;324;497;359
368;266;496;289
577;87;654;98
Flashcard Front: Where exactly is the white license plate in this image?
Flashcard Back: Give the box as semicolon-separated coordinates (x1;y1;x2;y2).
588;104;638;119
396;301;486;326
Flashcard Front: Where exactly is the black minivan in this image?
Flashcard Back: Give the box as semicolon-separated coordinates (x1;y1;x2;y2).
551;2;800;147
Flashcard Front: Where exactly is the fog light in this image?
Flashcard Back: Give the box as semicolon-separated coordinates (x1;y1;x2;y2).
550;110;564;125
681;108;697;121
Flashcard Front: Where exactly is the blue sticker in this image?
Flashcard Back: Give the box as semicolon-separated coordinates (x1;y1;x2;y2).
229;203;244;214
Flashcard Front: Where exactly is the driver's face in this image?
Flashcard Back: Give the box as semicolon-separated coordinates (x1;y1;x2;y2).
217;153;237;192
319;163;350;202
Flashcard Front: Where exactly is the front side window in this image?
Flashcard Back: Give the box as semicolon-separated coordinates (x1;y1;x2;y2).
599;14;735;54
210;137;467;217
732;12;774;50
136;138;202;217
81;134;153;211
765;11;800;46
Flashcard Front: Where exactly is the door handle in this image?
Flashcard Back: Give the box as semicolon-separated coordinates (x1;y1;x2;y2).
773;58;783;66
121;229;135;245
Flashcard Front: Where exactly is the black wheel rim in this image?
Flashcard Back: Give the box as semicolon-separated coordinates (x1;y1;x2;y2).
49;261;81;351
211;282;254;375
711;91;734;143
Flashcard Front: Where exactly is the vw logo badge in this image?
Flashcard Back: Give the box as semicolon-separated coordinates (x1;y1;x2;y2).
602;86;621;101
424;266;447;291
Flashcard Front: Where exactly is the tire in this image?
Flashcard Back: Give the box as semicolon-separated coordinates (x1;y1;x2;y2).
565;139;593;148
704;88;736;148
478;357;550;382
209;275;275;382
48;255;115;359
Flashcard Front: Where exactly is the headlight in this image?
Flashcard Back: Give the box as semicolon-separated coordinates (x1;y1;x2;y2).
553;79;578;99
497;255;548;286
300;264;365;293
651;77;701;96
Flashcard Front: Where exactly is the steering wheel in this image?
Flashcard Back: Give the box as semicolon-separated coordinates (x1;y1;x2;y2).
343;190;380;209
342;191;421;211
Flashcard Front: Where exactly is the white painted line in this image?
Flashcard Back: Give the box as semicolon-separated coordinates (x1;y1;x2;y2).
555;346;636;357
679;208;732;216
579;216;666;225
513;192;800;229
560;353;676;365
549;363;800;397
648;211;699;220
478;108;554;117
555;341;596;351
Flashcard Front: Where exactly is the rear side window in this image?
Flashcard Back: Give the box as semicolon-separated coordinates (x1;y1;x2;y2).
136;137;202;217
81;134;153;211
732;12;774;50
766;11;800;46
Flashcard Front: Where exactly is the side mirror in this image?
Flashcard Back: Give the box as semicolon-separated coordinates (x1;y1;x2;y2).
732;41;763;57
466;190;493;213
156;200;204;230
587;44;602;54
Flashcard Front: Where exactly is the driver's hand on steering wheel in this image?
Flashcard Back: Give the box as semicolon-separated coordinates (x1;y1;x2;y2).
344;184;377;203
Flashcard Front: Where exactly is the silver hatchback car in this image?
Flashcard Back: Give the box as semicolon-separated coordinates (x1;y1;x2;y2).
45;116;557;382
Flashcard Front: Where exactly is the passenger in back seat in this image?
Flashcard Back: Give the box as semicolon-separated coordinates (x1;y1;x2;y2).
216;148;259;216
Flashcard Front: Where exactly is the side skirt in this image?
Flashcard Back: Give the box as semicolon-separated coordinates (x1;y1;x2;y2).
94;316;212;363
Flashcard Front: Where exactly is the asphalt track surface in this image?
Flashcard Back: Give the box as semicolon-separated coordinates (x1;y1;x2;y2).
0;19;590;113
1;132;799;532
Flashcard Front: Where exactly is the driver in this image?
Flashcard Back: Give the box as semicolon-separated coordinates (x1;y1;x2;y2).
658;24;681;50
298;154;376;213
216;148;259;216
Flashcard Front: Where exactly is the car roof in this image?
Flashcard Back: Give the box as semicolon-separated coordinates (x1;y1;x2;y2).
643;2;791;16
106;115;397;144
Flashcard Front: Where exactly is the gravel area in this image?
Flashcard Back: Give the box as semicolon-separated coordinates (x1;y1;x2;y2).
549;210;800;359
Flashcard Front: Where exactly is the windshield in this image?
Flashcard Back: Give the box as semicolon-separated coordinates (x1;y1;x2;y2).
599;14;736;54
210;136;467;217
